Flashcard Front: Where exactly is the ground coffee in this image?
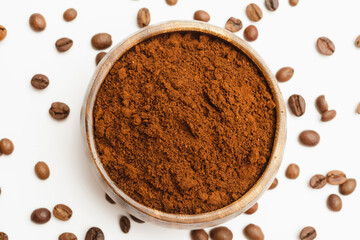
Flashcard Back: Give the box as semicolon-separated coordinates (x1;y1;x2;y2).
93;32;276;214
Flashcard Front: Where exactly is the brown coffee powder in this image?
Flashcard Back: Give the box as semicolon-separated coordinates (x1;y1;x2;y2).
93;32;276;214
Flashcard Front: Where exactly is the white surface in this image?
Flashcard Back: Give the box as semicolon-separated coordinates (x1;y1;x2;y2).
0;0;359;239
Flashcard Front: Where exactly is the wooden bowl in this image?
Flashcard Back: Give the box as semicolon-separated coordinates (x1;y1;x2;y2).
81;21;286;229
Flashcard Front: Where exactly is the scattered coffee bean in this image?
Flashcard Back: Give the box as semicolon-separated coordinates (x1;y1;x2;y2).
326;170;346;185
309;174;327;189
166;0;178;6
31;74;49;89
356;103;360;114
91;33;112;50
265;0;279;11
289;0;299;6
137;8;151;27
194;10;210;22
288;94;306;116
327;194;342;212
316;37;335;56
0;25;7;41
225;17;242;33
0;138;14;155
29;13;46;32
119;216;131;233
243;224;264;240
246;4;263;22
355;35;360;48
190;229;208;240
285;164;300;179
299;130;320;147
0;232;8;240
34;161;50;180
321;110;336;122
315;95;328;113
96;52;107;66
130;214;145;223
105;193;115;204
63;8;77;22
0;187;2;195
276;67;294;82
339;178;356;195
31;208;51;224
300;226;317;240
244;25;258;42
85;227;104;240
59;232;78;240
53;204;72;221
49;102;70;120
56;37;73;52
269;177;278;190
210;227;233;240
245;202;258;215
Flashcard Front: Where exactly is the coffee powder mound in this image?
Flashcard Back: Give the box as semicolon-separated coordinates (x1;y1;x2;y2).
93;32;276;214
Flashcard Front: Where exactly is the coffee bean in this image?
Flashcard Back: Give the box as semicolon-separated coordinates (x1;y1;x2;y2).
31;208;51;224
276;67;294;82
130;214;145;223
49;102;70;120
31;74;49;90
288;94;306;116
327;194;342;212
243;224;264;240
309;174;326;189
269;177;278;190
285;164;300;179
321;110;336;122
210;227;233;240
119;216;131;233
29;13;46;32
0;232;8;240
289;0;299;6
59;232;78;240
0;138;14;155
299;130;320;147
96;52;107;66
316;37;335;56
0;25;7;41
355;35;360;48
105;193;115;204
326;170;346;185
246;4;263;22
63;8;77;22
339;178;357;195
53;204;72;221
190;229;208;240
34;161;50;180
91;33;112;50
56;37;73;52
356;103;360;114
245;202;258;215
194;10;210;22
85;227;104;240
315;95;328;113
137;8;151;27
300;226;317;240
225;17;242;33
265;0;279;11
166;0;178;6
244;25;258;42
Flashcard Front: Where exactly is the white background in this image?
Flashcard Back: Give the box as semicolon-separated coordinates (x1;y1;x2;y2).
1;0;359;239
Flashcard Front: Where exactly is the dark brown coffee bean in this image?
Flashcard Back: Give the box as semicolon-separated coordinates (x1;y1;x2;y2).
309;174;326;189
0;232;8;240
210;227;233;240
119;216;131;233
315;95;328;113
326;170;346;185
355;35;360;48
269;177;278;190
0;138;14;155
244;25;258;42
243;224;264;240
0;25;7;41
56;37;73;52
49;102;70;120
59;232;78;240
194;10;210;22
289;0;299;6
137;8;151;27
245;202;258;215
225;17;242;33
276;67;294;82
300;226;317;240
246;4;263;22
31;208;51;224
91;33;112;50
85;227;104;240
321;110;336;122
288;94;306;116
191;229;208;240
285;163;300;179
317;37;335;56
63;8;77;22
327;194;342;212
31;74;49;89
339;178;356;195
130;214;145;223
265;0;279;11
357;103;360;114
96;52;107;66
166;0;178;6
299;130;320;147
29;13;46;32
53;204;72;221
35;161;50;180
105;193;115;204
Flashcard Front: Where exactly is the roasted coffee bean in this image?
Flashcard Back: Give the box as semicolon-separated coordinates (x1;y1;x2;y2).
194;10;210;22
300;226;317;240
339;178;357;195
63;8;77;22
321;110;336;122
244;25;258;42
243;224;264;240
355;36;360;48
166;0;178;6
285;163;300;179
49;102;70;120
119;216;131;233
288;94;306;116
91;33;112;50
29;13;46;31
269;177;278;190
137;8;151;27
210;227;233;240
289;0;299;6
0;232;8;240
0;138;14;155
265;0;279;11
299;130;320;147
309;174;326;189
53;204;72;221
0;25;7;41
85;227;104;240
105;193;115;204
59;232;77;240
276;67;294;82
31;208;51;224
0;187;2;195
190;229;208;240
225;17;242;33
357;103;360;114
56;37;73;52
317;37;335;56
315;95;328;113
327;194;342;212
35;161;50;180
246;4;263;22
326;170;346;185
96;52;107;65
245;202;258;215
31;74;49;89
130;214;145;223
